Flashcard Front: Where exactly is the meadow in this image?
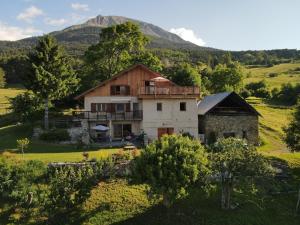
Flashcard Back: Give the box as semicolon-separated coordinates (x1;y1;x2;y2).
245;62;300;88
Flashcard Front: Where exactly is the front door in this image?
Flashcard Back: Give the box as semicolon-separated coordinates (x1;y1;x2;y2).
157;127;174;138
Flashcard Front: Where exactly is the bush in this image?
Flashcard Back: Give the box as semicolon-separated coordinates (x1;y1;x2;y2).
245;80;271;98
10;92;44;122
134;134;210;207
39;129;70;142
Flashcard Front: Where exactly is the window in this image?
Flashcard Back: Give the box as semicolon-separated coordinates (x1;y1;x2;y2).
180;102;186;111
157;102;162;111
110;85;130;95
96;103;106;112
116;103;125;112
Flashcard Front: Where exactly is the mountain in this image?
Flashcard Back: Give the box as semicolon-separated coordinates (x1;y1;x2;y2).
0;15;217;57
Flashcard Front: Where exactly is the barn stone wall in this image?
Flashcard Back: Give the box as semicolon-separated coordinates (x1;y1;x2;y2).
202;114;259;145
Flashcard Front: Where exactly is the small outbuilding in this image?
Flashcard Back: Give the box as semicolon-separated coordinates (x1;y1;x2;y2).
197;92;261;145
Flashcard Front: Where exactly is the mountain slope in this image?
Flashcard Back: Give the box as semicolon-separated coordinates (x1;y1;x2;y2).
0;15;217;57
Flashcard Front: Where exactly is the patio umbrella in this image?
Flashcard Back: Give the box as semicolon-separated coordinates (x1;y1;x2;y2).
91;125;110;132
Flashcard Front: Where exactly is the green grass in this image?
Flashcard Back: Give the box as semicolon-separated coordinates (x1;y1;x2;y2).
0;124;119;163
245;62;300;88
0;84;25;115
247;97;294;153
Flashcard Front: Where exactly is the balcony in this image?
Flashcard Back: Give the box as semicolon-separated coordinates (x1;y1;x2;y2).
72;110;143;121
138;86;200;99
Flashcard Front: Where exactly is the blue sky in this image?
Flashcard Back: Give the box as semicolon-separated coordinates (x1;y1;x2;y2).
0;0;299;50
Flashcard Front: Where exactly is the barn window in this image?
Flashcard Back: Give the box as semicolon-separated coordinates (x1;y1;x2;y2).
180;102;186;111
157;102;162;111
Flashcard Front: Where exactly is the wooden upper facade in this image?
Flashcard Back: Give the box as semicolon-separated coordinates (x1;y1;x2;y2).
75;64;200;100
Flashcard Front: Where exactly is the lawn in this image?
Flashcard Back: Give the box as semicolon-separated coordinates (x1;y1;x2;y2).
245;62;300;88
0;124;119;163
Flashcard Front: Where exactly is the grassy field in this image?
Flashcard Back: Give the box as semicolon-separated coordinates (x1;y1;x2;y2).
247;97;294;153
245;62;300;88
0;84;24;115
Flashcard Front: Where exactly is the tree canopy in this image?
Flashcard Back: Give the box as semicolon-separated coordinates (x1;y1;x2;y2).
134;134;210;207
25;35;79;129
0;67;6;88
169;63;201;87
211;138;273;209
210;61;244;93
83;22;162;89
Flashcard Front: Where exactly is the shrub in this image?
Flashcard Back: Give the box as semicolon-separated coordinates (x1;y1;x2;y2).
10;92;44;122
39;129;70;142
245;80;270;98
134;134;210;207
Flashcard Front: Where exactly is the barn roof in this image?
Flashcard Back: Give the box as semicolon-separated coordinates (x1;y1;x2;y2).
197;92;261;116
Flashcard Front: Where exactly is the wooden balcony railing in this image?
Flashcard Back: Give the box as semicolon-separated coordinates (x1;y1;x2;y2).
138;86;200;96
72;110;143;121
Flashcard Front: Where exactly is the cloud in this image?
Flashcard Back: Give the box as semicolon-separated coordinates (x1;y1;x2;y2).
0;22;41;41
44;18;68;26
71;3;89;11
17;5;44;23
169;28;205;46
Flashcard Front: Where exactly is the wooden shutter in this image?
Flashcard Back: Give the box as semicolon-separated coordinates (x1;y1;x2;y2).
126;103;130;112
91;103;96;112
110;86;115;95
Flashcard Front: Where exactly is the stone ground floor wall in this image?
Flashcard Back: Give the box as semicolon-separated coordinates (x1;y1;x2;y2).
202;114;259;145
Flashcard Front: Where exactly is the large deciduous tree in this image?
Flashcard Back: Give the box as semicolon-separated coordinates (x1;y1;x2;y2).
211;138;273;210
284;103;300;152
25;35;79;129
210;61;244;93
170;63;201;87
83;22;162;89
134;134;210;208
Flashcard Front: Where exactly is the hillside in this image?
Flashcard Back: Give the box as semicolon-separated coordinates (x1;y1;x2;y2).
245;62;300;88
0;15;217;57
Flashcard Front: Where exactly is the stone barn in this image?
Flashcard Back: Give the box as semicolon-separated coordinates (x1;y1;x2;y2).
197;92;260;145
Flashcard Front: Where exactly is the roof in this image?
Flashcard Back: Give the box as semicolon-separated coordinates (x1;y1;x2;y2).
74;64;165;100
197;92;261;116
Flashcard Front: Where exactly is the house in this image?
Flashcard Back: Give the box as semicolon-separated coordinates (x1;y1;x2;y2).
74;64;200;144
197;92;260;145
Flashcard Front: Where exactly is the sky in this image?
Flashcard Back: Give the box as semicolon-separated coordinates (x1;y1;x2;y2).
0;0;300;51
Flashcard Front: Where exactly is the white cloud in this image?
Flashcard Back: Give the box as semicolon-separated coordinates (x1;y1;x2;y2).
71;3;89;11
17;6;44;23
44;18;68;26
169;28;205;46
0;22;41;41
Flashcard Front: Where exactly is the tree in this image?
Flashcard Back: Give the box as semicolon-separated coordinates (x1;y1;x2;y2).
134;134;210;207
170;63;201;87
210;61;244;93
25;35;79;129
284;103;300;152
83;22;162;89
0;67;6;88
17;138;30;158
211;138;273;210
10;92;44;122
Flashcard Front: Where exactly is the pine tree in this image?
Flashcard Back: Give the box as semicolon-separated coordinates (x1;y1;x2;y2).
25;35;79;129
